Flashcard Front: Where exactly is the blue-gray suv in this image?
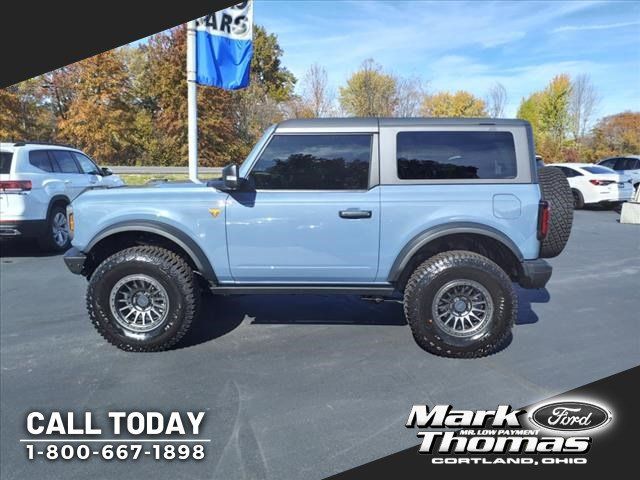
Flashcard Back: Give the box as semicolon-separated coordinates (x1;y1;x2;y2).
63;118;573;357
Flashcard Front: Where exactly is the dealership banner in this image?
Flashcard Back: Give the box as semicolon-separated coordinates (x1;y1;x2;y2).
194;1;253;89
329;367;638;477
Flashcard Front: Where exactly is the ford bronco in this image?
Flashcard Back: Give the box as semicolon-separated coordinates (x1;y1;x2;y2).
63;118;573;357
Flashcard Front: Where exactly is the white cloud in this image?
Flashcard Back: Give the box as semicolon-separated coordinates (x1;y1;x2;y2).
553;21;640;33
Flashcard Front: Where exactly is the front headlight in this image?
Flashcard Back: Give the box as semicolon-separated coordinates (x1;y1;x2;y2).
66;205;74;240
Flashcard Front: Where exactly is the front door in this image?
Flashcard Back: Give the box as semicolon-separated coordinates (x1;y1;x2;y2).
226;133;380;283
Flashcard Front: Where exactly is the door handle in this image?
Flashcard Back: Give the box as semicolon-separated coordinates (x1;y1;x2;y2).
339;209;372;219
64;180;72;185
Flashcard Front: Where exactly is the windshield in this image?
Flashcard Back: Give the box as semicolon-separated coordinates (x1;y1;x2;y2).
238;124;277;178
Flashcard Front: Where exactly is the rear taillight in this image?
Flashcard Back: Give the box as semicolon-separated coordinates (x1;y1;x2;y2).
589;179;614;186
537;200;550;240
0;180;32;192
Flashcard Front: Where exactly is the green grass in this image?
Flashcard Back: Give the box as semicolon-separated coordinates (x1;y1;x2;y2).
120;174;220;185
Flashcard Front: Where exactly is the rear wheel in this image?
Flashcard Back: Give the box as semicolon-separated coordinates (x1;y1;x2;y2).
572;189;584;209
87;246;200;352
38;204;71;252
404;251;516;358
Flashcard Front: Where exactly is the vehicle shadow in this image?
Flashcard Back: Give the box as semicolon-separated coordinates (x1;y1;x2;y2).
178;294;406;348
0;239;60;259
515;286;550;325
180;287;549;349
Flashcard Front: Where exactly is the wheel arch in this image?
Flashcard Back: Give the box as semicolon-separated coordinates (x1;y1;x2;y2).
46;195;71;219
388;223;524;290
83;221;217;283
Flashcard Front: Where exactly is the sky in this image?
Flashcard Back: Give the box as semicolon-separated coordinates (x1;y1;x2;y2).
253;0;640;118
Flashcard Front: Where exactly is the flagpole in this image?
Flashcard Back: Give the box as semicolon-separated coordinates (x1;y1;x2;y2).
186;20;200;183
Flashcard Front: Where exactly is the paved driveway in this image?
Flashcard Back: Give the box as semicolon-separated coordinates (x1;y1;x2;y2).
1;209;638;479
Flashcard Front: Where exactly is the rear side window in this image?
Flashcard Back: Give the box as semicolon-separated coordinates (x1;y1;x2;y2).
397;131;517;180
29;150;54;172
0;152;12;174
582;166;614;174
558;166;581;178
250;134;372;190
50;150;80;173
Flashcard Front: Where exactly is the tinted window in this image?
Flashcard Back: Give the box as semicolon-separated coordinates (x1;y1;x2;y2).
599;158;616;169
583;166;614;174
558;166;581;178
620;158;640;170
0;152;12;174
29;150;54;172
249;135;371;190
50;150;80;173
397;131;517;180
73;152;100;174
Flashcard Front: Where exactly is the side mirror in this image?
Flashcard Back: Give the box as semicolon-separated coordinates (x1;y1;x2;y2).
101;167;113;176
222;164;241;190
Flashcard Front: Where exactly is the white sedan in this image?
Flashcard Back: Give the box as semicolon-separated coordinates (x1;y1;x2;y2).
554;163;634;209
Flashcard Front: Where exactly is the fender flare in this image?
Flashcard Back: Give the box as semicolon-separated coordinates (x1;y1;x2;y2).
387;222;524;282
86;220;217;283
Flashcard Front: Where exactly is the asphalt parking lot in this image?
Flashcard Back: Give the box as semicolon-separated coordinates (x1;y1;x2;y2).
1;209;639;480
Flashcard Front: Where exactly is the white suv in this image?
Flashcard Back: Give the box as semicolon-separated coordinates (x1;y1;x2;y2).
598;156;640;192
0;142;124;251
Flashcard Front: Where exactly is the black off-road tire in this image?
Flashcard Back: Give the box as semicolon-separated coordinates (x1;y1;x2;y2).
38;204;71;252
404;251;517;358
538;166;573;258
87;246;200;352
571;189;584;210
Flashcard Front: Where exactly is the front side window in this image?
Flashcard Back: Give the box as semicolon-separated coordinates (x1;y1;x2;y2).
249;134;372;190
620;158;640;170
397;131;517;180
50;150;80;173
73;152;101;174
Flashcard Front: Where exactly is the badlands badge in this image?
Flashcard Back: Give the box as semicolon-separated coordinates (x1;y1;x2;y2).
406;401;613;465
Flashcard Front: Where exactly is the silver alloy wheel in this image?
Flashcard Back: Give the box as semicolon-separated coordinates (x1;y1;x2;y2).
431;279;494;338
52;212;69;247
109;274;170;333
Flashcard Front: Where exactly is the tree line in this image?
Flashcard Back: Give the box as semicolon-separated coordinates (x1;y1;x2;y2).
1;25;638;166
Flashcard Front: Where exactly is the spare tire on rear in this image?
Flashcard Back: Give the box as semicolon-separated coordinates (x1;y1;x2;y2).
538;166;573;258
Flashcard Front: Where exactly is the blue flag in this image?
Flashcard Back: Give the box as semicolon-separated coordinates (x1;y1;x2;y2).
195;2;253;89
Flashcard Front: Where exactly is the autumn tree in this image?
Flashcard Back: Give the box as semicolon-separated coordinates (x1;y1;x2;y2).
56;51;138;165
486;82;507;118
0;86;25;139
394;76;425;117
517;74;573;161
339;59;397;116
301;63;335;117
569;74;600;142
587;112;640;160
421;90;487;117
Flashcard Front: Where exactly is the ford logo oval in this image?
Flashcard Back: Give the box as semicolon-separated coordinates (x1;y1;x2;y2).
530;402;611;431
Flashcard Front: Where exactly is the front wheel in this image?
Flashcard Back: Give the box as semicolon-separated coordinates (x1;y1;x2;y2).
403;251;517;358
87;246;200;352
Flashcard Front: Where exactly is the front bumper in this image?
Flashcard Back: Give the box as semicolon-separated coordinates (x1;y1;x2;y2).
0;219;47;238
518;259;552;289
63;247;87;275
